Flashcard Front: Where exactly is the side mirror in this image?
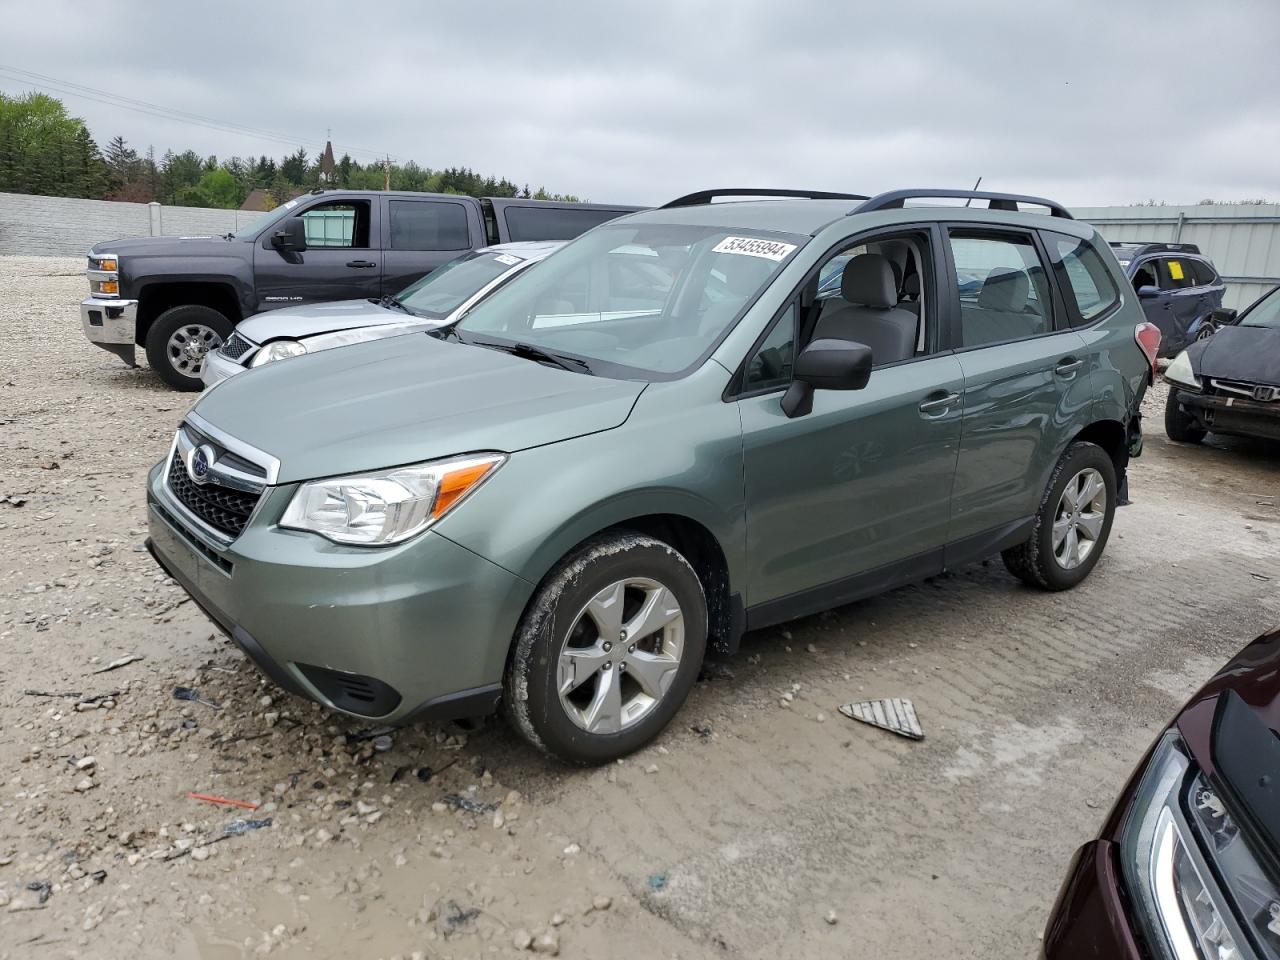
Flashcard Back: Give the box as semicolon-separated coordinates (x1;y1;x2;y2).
1210;307;1238;324
271;217;307;253
1136;284;1160;299
781;338;873;419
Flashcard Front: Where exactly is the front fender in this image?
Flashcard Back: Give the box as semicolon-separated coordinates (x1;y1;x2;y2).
132;261;255;316
435;371;747;597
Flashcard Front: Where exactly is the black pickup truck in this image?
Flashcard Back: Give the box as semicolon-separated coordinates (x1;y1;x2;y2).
80;191;639;389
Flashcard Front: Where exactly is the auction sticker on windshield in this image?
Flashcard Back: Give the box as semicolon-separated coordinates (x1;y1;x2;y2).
494;254;523;266
712;236;798;262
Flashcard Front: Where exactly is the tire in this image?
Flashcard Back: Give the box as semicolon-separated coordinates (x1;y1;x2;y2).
504;532;707;765
1164;388;1207;444
145;305;233;391
1002;441;1117;592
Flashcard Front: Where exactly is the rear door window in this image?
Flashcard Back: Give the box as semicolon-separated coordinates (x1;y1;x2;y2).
1047;235;1119;325
389;200;470;251
948;231;1054;347
1158;258;1195;290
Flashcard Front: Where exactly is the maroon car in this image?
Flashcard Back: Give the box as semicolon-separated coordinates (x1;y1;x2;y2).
1043;627;1280;959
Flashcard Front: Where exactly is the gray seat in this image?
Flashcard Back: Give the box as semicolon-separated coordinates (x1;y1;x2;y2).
811;253;917;365
960;268;1038;346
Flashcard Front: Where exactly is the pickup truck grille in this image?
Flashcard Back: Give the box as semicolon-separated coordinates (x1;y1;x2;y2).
220;333;255;362
164;423;268;540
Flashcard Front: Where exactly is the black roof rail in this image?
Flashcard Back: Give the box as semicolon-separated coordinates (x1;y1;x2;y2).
851;188;1074;219
1108;240;1202;255
662;188;870;209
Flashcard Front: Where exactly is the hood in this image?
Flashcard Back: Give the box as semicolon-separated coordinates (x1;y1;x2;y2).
91;235;240;258
192;333;645;483
237;299;410;343
1188;324;1280;385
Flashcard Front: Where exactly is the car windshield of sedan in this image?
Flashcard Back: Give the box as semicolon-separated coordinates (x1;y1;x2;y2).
452;223;806;378
396;250;529;319
1242;287;1280;328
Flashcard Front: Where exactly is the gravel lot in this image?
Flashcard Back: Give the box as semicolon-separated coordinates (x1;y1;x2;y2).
1;256;1277;960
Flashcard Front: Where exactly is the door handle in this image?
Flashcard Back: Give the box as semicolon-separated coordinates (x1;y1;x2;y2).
918;391;961;415
346;260;377;268
1055;357;1084;378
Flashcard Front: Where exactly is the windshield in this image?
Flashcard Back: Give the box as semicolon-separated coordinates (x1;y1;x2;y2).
1241;286;1280;328
230;197;302;239
396;250;527;319
454;223;804;378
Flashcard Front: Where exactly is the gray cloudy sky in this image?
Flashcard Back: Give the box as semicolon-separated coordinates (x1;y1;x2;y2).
3;0;1277;206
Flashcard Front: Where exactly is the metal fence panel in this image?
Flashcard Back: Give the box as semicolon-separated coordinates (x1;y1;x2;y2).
1072;204;1280;310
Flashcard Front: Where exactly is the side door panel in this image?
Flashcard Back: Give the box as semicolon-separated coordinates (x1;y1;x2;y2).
380;197;479;293
253;198;383;309
944;226;1094;543
950;329;1091;540
740;353;965;608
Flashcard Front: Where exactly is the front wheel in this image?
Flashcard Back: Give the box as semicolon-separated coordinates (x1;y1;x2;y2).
1002;441;1117;591
504;533;707;765
1164;388;1207;444
145;305;233;391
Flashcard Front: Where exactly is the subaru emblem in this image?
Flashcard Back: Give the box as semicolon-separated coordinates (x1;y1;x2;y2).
188;444;216;484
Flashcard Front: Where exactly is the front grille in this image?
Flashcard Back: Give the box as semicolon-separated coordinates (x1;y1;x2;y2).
166;453;260;538
220;333;254;362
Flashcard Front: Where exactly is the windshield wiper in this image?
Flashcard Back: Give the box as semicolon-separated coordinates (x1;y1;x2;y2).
378;295;416;316
471;338;592;375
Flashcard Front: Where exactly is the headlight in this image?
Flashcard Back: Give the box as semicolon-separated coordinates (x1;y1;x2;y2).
1121;733;1273;960
279;453;504;545
88;255;119;298
1165;351;1201;391
249;340;308;367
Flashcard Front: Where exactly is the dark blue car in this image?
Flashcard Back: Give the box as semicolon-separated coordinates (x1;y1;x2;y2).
1110;241;1226;357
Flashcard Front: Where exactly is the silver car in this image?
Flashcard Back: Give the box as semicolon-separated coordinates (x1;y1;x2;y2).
202;241;562;387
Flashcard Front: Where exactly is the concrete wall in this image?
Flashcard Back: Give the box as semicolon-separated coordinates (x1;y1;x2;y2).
0;192;269;257
1073;203;1280;311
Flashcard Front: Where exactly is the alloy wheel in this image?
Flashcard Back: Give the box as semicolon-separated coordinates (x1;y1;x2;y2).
557;577;685;735
167;324;223;377
1052;467;1106;570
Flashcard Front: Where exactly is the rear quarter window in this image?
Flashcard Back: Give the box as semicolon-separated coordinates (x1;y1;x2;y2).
1048;235;1120;325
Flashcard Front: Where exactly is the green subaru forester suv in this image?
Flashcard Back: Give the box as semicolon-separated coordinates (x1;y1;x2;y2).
147;187;1159;763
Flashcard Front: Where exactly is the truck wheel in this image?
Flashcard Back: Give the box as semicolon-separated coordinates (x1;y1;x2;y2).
145;305;232;391
1164;388;1207;444
504;532;707;765
1002;441;1117;592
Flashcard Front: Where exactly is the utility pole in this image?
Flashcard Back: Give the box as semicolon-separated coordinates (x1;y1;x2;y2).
383;155;391;191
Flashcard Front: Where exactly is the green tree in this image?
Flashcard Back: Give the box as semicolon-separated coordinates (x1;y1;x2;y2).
0;92;107;197
281;147;308;185
196;168;241;208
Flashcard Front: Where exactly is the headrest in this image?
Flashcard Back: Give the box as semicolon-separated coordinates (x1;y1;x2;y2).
841;253;898;309
903;273;920;298
978;268;1029;312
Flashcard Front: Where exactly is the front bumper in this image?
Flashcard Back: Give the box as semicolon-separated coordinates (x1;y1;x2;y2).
1179;390;1280;441
1042;841;1143;960
145;461;534;723
80;296;139;366
202;349;246;390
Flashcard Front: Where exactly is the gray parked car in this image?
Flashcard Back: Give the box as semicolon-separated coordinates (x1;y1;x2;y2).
202;241;562;387
146;187;1158;764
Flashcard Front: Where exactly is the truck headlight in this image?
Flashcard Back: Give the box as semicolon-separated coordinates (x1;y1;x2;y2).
1121;734;1256;960
280;453;505;545
249;340;308;367
1165;351;1201;392
88;255;120;298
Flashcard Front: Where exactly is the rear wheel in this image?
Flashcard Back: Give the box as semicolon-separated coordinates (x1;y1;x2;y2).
145;305;233;391
504;532;707;765
1002;441;1117;591
1164;388;1207;444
